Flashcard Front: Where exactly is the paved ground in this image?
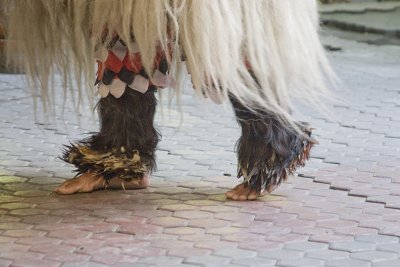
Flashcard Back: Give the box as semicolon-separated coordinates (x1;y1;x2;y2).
0;31;400;267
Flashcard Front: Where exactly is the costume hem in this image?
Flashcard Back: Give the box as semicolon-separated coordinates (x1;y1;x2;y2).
60;142;152;182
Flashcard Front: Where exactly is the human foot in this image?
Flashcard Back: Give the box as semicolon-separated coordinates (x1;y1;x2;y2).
107;172;151;190
54;172;151;194
225;182;276;201
54;171;106;194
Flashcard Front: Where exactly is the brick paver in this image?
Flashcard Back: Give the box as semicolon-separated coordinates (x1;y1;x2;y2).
1;31;400;266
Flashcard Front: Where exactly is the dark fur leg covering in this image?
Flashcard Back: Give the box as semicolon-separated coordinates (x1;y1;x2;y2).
61;89;160;182
230;97;316;193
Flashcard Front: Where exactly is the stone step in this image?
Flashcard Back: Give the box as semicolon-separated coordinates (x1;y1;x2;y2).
320;2;400;38
320;1;400;14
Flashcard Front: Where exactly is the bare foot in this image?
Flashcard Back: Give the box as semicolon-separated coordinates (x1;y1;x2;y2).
107;173;151;190
225;182;277;201
54;172;151;195
54;171;105;195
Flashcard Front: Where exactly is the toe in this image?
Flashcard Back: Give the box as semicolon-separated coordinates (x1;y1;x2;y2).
53;187;63;194
225;191;234;199
54;178;77;194
236;186;251;201
226;183;245;200
231;189;242;200
247;190;259;200
238;193;249;201
231;194;240;201
226;183;262;201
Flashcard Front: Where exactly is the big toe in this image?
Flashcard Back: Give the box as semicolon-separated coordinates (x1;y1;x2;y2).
247;190;259;200
54;181;76;195
238;189;252;201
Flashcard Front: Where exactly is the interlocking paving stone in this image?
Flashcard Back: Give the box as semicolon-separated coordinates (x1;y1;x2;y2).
149;216;188;228
195;240;237;250
184;255;231;266
0;176;28;183
44;252;91;263
306;250;350;261
278;258;325;267
355;235;399;245
259;249;304;261
168;247;211;258
377;243;400;254
325;258;372;267
350;251;397;263
213;247;257;259
189;218;231;229
136;256;183;265
329;240;377;252
164;226;204;235
232;257;276;267
0;259;12;267
374;260;400;267
61;263;108;267
283;241;329;252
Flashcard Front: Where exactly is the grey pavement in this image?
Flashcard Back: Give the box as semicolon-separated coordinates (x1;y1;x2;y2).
0;20;400;267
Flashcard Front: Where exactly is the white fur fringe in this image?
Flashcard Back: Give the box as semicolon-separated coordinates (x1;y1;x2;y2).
3;0;335;127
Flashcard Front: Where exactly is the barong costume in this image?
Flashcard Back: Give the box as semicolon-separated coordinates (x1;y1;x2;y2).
3;0;334;194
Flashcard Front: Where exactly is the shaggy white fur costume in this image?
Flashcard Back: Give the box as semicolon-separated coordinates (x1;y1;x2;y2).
3;0;334;127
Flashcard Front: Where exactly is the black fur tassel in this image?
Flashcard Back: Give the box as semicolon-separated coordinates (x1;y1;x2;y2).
60;88;160;182
230;96;316;193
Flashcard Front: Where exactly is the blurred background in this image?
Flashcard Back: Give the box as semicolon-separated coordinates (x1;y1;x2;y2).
320;0;400;47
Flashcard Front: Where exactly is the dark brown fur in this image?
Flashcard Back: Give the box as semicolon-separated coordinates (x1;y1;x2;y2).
61;88;160;182
230;96;316;193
